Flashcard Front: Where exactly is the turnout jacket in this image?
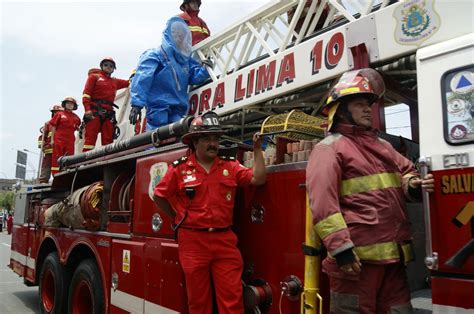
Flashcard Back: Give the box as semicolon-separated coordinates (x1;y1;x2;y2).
178;10;210;45
306;123;419;264
39;121;54;154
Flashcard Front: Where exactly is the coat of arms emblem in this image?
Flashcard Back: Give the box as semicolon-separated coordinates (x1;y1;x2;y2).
394;0;440;46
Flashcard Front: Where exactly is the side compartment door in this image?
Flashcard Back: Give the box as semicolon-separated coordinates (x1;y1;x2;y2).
110;239;145;313
417;33;474;311
144;239;186;313
9;192;30;278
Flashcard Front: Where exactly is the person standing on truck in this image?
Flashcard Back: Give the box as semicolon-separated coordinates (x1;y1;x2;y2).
50;97;81;175
129;16;211;131
178;0;210;45
306;68;435;313
38;104;63;183
82;57;130;151
153;111;266;314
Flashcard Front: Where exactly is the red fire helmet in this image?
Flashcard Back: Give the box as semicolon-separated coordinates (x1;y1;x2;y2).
181;111;225;144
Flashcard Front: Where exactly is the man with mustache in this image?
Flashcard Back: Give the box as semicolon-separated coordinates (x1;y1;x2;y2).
306;68;435;313
153;111;266;313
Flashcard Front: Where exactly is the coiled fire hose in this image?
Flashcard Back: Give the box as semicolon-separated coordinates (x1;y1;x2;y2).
80;181;104;231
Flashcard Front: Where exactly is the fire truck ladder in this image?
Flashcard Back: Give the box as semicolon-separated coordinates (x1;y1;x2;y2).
193;0;394;82
191;0;396;142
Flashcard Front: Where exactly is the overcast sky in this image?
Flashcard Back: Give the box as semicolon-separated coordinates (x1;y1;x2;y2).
0;0;271;180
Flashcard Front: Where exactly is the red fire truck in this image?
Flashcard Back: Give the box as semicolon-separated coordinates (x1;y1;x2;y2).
9;0;473;313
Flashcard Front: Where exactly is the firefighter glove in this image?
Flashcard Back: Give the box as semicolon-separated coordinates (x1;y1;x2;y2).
202;58;214;69
129;106;142;125
83;112;94;123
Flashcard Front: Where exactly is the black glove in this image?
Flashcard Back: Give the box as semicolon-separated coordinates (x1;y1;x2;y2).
129;106;142;125
78;122;85;139
83;113;93;123
202;58;214;69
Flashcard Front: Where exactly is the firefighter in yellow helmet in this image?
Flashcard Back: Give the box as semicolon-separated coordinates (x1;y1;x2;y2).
38;105;63;183
306;68;435;313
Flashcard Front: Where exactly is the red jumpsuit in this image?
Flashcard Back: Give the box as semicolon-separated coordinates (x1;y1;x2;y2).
82;71;129;151
50;111;80;175
154;154;253;314
7;215;13;234
178;11;210;45
38;121;54;183
306;123;420;314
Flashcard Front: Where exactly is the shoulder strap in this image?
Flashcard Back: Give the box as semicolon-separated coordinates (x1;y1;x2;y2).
219;155;236;162
172;156;188;168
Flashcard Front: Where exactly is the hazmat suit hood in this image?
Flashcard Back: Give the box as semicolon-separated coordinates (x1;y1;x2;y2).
161;17;192;65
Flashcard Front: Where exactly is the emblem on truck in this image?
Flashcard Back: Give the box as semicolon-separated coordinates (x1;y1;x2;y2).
394;0;440;46
148;162;169;200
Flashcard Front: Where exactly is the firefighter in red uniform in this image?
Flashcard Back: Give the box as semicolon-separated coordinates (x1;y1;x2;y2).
7;214;13;234
50;97;81;175
38;105;63;183
306;68;435;313
82;57;130;151
178;0;210;45
153;112;266;314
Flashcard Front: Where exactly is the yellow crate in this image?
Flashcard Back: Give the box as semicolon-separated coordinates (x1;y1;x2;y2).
260;110;326;140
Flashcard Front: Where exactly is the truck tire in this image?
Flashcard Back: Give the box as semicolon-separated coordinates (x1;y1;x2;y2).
68;259;104;314
39;252;69;314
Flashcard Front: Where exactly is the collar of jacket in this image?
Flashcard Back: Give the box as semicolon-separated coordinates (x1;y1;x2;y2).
99;70;111;78
184;9;200;17
188;153;226;168
333;123;378;137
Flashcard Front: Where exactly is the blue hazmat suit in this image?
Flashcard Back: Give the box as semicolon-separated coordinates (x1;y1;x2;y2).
130;17;209;131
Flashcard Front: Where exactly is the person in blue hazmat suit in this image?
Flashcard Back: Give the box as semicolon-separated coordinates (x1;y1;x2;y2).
129;16;212;131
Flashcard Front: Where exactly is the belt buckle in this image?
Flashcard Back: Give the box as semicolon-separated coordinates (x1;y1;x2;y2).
208;227;215;232
98;108;107;114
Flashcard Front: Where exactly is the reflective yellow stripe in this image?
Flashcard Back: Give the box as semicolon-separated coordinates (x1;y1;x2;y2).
340;87;361;95
400;243;414;263
354;242;414;263
48;132;53;138
315;212;347;239
188;26;209;34
340;172;401;196
83;145;95;149
44;148;53;154
83;94;91;99
51;167;60;171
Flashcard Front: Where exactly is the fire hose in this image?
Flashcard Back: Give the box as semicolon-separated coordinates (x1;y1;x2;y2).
80;181;104;231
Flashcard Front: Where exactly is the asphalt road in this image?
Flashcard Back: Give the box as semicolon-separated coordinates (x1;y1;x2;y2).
0;230;39;314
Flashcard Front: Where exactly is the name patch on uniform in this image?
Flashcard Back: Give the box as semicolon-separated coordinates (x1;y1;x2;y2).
184;175;197;183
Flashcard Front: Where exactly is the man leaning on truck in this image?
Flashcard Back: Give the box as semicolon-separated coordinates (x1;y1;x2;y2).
153;111;266;314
